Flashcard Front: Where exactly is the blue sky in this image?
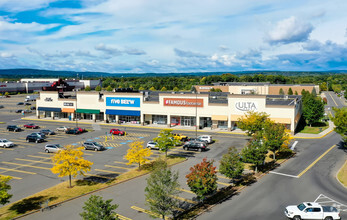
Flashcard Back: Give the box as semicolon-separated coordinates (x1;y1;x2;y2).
0;0;346;73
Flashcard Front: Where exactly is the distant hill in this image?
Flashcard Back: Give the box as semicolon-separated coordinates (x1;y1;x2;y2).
0;68;346;79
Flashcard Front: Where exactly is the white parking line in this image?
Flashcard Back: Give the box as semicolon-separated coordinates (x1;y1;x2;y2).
314;194;347;212
269;171;299;178
291;141;298;150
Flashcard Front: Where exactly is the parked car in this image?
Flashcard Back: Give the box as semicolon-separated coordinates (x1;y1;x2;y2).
0;139;14;148
186;137;207;144
24;102;31;106
110;128;126;136
24;124;39;129
44;144;64;153
26;134;44;143
7;125;22;132
30;106;36;110
30;132;47;139
16;102;24;105
56;126;70;132
66;128;80;134
183;141;208;152
75;127;86;133
285;202;341;220
15;109;23;113
173;133;188;142
23;109;32;113
83;141;105;151
146;141;159;150
0;105;4;108
40;129;56;135
197;135;213;144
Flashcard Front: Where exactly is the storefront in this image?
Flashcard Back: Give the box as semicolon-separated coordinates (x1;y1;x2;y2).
76;109;101;121
37;107;61;119
105;109;141;124
152;115;167;125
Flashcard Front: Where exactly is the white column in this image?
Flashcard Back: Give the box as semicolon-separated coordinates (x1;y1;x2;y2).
167;114;171;127
196;116;200;128
103;113;107;121
92;114;96;121
116;115;119;124
227;116;231;131
140;114;144;125
36;110;39;118
51;112;54;119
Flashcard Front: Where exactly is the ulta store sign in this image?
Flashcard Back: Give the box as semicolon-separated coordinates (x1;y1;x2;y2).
235;101;258;112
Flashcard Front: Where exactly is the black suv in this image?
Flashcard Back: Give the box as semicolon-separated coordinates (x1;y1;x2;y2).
183;141;208;152
26;134;44;143
7;125;22;132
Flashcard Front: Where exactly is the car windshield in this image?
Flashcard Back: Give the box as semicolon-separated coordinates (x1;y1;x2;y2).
297;204;306;211
55;144;63;148
94;143;102;147
2;140;8;143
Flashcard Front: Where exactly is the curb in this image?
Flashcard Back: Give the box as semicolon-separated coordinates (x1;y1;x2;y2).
12;157;188;219
293;129;334;139
336;159;347;189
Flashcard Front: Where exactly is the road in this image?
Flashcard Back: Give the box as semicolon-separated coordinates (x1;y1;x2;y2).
198;132;347;220
323;91;346;117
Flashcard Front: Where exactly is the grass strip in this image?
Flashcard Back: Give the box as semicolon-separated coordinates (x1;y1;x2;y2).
337;160;347;188
0;156;186;220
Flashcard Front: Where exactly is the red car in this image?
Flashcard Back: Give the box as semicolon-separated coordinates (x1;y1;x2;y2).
75;127;86;133
110;128;126;136
24;124;39;129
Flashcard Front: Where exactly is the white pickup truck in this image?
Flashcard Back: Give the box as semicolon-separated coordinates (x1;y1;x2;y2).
285;202;341;220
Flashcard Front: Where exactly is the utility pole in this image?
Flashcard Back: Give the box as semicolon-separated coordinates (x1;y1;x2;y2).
75;89;78;128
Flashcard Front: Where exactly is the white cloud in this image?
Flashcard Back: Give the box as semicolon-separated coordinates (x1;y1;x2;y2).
0;0;55;12
0;17;58;32
266;16;314;44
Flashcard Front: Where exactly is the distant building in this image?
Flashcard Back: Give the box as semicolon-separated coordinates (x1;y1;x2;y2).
194;82;320;95
0;78;101;93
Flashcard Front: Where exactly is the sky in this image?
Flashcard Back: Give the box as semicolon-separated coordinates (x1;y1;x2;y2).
0;0;346;73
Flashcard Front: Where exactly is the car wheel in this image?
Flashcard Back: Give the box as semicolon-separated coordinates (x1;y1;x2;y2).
94;148;98;151
293;216;301;220
35;140;38;143
84;147;87;150
198;148;202;152
183;147;188;150
324;217;333;220
45;149;49;153
118;133;121;136
26;139;29;142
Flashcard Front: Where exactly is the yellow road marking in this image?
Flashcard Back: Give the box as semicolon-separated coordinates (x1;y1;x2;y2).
217;181;231;186
105;165;131;170
171;195;198;204
2;162;51;170
177;188;195;194
0;167;36;174
298;144;336;177
131;206;169;220
114;161;129;165
217;175;232;180
15;158;52;165
94;169;121;174
28;155;52;160
328;93;338;106
116;214;132;220
84;173;114;180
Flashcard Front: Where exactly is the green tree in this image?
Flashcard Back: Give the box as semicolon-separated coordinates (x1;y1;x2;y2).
263;121;291;160
84;86;91;91
149;86;156;91
186;158;218;199
80;195;119;220
210;88;216;92
219;147;244;181
241;140;268;173
311;88;317;97
106;85;113;92
279;88;284;95
237;111;270;136
95;85;101;91
173;87;180;92
331;107;347;144
302;94;324;126
139;86;145;90
288;88;293;95
320;82;328;91
154;129;181;157
145;162;180;219
161;87;167;91
0;175;12;205
295;91;298;95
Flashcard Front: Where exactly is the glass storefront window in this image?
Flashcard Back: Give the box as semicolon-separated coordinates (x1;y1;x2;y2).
218;121;228;129
119;116;140;124
181;116;196;127
152;115;167;124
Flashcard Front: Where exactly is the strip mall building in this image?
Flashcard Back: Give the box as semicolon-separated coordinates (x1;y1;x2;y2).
36;90;302;133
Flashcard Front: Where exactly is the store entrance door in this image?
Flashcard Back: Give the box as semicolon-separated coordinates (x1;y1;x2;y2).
183;118;191;126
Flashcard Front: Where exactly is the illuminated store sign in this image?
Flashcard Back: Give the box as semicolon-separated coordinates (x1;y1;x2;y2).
164;98;203;107
106;97;140;107
235;101;258;112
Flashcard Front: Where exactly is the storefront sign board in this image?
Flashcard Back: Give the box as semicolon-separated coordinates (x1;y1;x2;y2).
164;98;203;107
106;97;140;107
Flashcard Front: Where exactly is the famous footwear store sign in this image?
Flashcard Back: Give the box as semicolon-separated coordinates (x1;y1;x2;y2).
106;97;141;107
164;98;204;107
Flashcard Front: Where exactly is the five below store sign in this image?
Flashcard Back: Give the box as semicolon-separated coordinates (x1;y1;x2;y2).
164;98;204;107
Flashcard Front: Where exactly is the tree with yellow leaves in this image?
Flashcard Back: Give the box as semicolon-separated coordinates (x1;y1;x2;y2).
124;141;151;169
0;175;12;205
237;111;270;136
51;145;93;188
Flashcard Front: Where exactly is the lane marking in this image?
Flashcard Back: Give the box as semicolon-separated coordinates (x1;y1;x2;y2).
0;167;36;174
2;162;51;170
328;93;338;107
131;206;169;220
114;161;129;165
297;145;336;177
116;214;132;220
171;195;198;204
94;169;121;174
28;155;52;160
104;165;131;170
15;158;52;165
291;141;298;150
217;181;231;186
177;188;195;194
269;171;299;178
217;175;232;180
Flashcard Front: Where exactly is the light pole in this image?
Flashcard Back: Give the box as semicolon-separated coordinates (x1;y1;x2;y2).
75;89;78;128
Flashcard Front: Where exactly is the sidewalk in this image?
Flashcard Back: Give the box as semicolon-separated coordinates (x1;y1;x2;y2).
21;115;335;139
